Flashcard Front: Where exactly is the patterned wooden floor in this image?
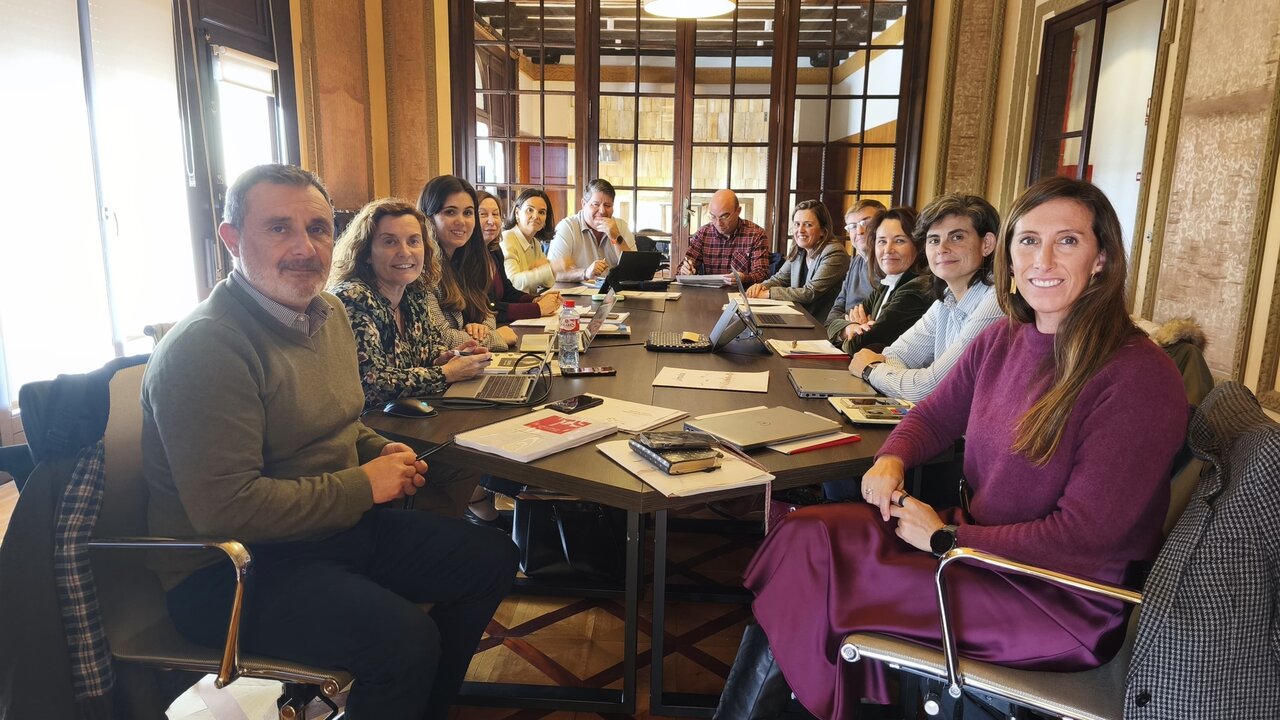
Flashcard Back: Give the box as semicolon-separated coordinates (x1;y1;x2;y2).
0;484;767;719
453;516;761;719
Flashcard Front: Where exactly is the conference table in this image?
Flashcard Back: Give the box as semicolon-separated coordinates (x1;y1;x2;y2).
365;283;898;716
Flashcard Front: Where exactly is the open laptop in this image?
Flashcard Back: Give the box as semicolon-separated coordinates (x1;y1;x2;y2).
601;251;667;291
787;368;878;399
732;272;815;329
443;346;553;402
519;291;623;353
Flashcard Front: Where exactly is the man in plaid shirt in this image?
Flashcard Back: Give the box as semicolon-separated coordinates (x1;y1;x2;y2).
678;189;771;285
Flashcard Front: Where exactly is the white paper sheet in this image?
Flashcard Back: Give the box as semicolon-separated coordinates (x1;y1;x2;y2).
726;293;795;307
675;274;733;287
764;339;848;357
652;367;769;393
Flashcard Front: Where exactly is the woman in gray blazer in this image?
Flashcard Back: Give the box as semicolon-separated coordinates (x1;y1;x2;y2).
747;199;850;320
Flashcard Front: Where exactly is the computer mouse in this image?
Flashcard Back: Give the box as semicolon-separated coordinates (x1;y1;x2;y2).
382;398;437;418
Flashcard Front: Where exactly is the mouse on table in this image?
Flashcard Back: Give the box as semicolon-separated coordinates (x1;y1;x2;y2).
382;397;436;418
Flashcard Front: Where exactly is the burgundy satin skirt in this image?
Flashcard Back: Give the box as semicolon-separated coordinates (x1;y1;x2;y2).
744;503;1129;719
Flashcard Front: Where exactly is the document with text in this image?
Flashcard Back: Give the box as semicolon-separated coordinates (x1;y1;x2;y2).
652;367;769;393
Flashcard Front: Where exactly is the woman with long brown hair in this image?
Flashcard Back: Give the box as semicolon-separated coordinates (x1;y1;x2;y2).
745;199;850;320
417;175;509;350
715;177;1189;719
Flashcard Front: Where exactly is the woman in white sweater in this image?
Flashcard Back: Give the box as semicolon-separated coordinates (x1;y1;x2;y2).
499;188;568;293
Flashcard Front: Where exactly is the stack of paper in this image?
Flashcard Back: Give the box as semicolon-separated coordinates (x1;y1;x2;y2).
676;274;733;287
509;317;558;330
726;293;793;307
545;394;686;433
622;290;682;300
597;440;774;497
455;409;617;462
764;339;849;360
558;285;600;296
652;367;770;393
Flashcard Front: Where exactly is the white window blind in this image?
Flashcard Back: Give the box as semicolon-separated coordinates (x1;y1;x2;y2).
0;0;115;407
0;0;197;408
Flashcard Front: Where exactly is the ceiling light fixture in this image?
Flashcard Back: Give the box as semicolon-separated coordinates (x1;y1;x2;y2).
643;0;735;20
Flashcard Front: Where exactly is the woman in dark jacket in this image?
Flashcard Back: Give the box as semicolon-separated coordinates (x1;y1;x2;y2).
477;190;559;324
825;206;933;354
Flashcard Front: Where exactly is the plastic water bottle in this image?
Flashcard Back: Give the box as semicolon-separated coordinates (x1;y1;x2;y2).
558;300;581;370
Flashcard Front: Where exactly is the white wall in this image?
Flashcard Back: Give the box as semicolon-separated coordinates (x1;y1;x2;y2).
1089;0;1163;255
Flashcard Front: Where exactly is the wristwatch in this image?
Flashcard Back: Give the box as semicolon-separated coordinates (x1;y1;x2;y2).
930;525;958;557
861;361;883;384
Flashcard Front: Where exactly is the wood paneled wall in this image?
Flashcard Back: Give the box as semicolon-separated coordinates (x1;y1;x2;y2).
932;0;1004;197
293;0;446;210
1144;0;1280;381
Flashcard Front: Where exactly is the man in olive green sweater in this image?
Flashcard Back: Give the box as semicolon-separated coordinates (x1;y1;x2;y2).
143;165;517;719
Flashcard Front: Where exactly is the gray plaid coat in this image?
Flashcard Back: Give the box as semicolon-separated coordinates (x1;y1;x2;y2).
1126;381;1280;718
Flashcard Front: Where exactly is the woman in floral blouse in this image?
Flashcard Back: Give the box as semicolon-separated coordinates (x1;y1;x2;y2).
329;198;491;412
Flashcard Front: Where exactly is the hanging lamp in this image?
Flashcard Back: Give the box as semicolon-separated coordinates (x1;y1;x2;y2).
643;0;736;20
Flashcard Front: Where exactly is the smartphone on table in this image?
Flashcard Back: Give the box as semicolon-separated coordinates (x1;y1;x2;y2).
561;366;616;377
547;394;605;414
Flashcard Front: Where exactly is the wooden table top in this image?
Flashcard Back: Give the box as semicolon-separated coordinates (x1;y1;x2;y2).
366;284;891;512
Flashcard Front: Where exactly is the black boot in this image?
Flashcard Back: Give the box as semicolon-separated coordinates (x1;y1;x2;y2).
714;623;792;720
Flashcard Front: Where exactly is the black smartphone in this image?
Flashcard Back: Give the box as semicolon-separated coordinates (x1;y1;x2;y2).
561;366;616;377
547;394;605;414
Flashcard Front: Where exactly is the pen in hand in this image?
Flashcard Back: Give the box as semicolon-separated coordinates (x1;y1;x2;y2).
416;440;453;461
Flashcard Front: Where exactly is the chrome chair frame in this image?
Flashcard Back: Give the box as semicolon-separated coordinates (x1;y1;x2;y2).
841;546;1143;719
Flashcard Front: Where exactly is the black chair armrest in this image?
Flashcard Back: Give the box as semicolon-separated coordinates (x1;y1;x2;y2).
89;537;252;688
934;547;1142;701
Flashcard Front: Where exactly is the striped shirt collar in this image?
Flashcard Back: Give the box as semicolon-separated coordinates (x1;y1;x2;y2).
944;280;994;315
228;268;331;337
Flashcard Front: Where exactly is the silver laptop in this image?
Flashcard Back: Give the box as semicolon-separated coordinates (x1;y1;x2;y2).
519;291;620;353
443;346;553;402
787;368;878;399
733;272;815;329
684;406;840;450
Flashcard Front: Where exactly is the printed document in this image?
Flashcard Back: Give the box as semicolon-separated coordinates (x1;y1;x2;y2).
652;367;769;393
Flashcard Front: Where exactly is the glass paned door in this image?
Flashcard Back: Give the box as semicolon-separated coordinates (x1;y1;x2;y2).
475;0;578;219
790;0;906;241
599;3;678;256
688;0;774;243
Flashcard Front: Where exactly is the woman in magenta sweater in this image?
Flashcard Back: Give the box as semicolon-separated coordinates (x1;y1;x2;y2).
715;177;1189;719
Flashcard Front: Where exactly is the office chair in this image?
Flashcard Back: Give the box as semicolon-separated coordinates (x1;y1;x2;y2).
15;359;352;719
839;380;1274;719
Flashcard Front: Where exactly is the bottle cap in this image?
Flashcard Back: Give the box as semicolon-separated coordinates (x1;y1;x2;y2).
564;300;575;307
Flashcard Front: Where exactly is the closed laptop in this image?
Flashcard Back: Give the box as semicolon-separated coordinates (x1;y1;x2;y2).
685;406;839;450
787;368;878;399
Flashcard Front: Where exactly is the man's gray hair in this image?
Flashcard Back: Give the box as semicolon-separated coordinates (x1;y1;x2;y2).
223;164;333;229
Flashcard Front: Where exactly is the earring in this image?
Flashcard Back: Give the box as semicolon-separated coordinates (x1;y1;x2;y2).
1009;276;1018;296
